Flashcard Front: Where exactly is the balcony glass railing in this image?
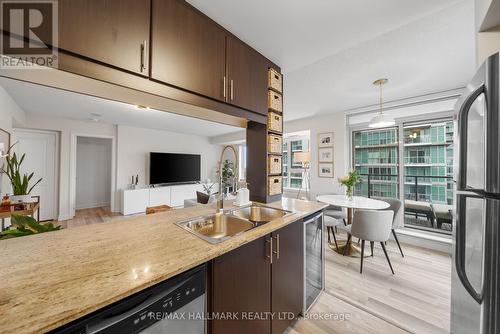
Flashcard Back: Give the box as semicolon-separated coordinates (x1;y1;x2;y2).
404;135;432;144
403;156;432;164
356;173;453;235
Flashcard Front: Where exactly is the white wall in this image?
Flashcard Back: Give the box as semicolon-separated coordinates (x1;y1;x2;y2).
283;113;347;199
21;114;116;220
116;125;221;211
0;86;26;194
19;116;222;217
76;137;112;209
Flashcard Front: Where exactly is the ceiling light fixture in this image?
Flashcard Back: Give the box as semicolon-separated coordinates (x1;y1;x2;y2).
368;78;395;128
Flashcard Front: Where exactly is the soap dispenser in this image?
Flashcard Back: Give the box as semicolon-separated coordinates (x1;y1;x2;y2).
235;182;250;206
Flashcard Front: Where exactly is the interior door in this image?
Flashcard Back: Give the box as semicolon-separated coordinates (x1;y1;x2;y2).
12;130;58;221
151;0;226;101
226;35;269;115
271;220;304;334
58;0;151;75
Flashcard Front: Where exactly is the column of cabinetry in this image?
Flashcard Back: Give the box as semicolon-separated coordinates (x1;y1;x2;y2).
267;68;284;197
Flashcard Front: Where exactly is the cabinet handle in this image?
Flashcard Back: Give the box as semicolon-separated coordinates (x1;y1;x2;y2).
266;237;273;264
223;76;227;100
140;40;147;73
230;79;234;101
273;234;280;259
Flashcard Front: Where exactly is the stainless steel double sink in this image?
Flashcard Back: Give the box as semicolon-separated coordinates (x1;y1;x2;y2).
175;204;293;244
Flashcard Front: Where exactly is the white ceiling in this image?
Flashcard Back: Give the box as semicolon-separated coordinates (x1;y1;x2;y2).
188;0;476;122
0;78;241;137
283;0;476;120
187;0;463;73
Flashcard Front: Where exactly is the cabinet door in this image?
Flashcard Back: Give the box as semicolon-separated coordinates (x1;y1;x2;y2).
151;0;226;101
226;35;269;115
271;221;304;334
211;236;271;334
58;0;150;75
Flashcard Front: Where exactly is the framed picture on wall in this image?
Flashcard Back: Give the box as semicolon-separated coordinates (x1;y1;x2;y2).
0;128;10;154
318;147;333;163
318;163;334;178
318;132;333;148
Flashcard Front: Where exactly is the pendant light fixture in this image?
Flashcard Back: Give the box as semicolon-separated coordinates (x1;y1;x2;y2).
368;78;395;128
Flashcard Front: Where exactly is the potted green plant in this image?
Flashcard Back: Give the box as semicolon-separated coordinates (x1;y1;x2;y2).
1;145;42;203
220;159;235;193
0;214;61;239
338;170;360;201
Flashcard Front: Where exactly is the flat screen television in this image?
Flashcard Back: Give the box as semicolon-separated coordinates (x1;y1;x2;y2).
149;152;201;185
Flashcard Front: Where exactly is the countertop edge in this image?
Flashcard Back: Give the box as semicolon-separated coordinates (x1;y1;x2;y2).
5;200;327;334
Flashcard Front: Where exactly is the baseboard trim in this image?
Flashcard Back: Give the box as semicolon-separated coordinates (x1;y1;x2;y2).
57;214;71;221
393;228;452;254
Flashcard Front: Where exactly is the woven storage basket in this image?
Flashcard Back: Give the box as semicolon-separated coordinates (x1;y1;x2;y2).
268;112;283;133
268;155;282;174
268;176;282;195
268;134;282;154
268;68;282;92
268;91;283;113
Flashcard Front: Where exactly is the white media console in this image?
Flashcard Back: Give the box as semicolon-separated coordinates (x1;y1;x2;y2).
121;183;205;215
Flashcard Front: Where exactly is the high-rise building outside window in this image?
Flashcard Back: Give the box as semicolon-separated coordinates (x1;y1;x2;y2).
352;118;455;235
282;132;310;190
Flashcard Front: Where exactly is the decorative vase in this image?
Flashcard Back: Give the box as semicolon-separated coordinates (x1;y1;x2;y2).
345;186;354;201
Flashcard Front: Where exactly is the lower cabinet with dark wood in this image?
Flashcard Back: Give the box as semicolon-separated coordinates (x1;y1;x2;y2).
210;220;304;334
271;220;304;334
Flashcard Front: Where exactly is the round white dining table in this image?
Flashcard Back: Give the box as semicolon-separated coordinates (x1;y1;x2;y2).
316;194;390;257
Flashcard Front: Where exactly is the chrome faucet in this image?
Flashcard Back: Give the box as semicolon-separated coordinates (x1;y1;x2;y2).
217;145;239;212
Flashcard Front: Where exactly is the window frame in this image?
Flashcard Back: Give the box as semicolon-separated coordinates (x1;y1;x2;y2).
348;111;456;237
282;134;310;191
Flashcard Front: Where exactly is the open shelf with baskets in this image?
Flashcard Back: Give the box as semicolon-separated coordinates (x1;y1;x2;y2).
267;67;284;197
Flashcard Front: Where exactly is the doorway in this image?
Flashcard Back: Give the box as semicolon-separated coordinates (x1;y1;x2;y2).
12;129;59;221
72;136;114;217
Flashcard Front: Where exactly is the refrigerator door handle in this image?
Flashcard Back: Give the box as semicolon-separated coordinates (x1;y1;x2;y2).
455;194;483;304
457;84;486;191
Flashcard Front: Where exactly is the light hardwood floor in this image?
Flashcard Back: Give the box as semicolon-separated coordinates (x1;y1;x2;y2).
56;207;123;229
290;231;451;334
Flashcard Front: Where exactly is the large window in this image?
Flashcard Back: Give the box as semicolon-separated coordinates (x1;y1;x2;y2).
352;128;399;199
403;121;454;234
283;133;310;189
351;119;455;235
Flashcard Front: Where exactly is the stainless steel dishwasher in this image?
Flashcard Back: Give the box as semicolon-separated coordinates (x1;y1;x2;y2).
53;264;206;334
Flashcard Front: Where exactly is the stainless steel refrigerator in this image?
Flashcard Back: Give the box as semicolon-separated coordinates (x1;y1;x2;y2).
452;52;500;334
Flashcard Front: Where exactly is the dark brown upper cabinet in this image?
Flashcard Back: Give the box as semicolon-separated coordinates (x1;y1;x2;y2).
226;34;269;115
151;0;227;102
58;0;150;76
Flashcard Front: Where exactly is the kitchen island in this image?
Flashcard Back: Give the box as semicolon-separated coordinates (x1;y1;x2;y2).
0;198;326;334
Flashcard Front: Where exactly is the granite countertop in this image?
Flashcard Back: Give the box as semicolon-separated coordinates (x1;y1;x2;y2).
0;198;327;334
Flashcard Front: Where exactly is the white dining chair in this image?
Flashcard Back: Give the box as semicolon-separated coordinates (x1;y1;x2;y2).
343;210;395;274
374;197;404;257
316;193;346;228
